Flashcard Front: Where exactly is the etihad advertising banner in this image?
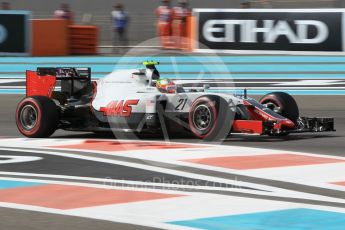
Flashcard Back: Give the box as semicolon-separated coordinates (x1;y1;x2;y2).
0;10;30;56
193;9;345;53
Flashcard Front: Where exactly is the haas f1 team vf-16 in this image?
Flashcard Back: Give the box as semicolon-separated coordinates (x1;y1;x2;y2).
16;62;335;140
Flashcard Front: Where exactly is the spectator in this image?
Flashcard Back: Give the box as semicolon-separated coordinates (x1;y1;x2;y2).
240;0;251;8
156;0;173;48
54;3;74;23
172;0;191;49
1;2;10;10
111;3;129;50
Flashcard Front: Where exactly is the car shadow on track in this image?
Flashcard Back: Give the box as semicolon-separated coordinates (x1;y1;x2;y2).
225;134;340;143
52;131;193;140
52;131;340;144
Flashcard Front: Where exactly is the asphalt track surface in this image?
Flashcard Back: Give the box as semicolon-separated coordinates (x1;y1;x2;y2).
0;94;344;229
0;207;156;230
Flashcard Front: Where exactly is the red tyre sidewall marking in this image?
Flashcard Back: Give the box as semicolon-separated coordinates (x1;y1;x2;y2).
16;98;42;136
189;99;217;139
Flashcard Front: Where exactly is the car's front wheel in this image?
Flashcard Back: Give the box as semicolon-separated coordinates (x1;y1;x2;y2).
16;96;59;138
260;92;299;136
260;92;299;123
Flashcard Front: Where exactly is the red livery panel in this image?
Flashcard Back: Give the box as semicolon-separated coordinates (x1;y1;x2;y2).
100;100;139;117
26;71;56;97
232;120;263;134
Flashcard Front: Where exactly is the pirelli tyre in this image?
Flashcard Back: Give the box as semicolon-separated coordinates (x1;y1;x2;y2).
259;92;299;123
189;96;233;141
16;96;59;138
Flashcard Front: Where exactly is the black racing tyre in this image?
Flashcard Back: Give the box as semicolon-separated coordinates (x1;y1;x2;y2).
16;96;59;138
188;96;234;141
259;92;299;123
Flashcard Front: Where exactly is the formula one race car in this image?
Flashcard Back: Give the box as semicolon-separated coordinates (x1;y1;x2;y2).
16;61;335;140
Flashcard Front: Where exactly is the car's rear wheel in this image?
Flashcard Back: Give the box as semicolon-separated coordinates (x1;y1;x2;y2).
16;96;59;138
189;96;233;141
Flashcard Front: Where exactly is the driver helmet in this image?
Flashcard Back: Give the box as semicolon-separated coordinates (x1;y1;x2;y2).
156;78;176;93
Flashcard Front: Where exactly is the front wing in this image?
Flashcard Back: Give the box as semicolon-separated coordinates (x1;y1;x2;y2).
232;117;335;135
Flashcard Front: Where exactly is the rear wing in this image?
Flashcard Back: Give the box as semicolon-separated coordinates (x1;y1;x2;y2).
26;67;92;97
37;67;91;80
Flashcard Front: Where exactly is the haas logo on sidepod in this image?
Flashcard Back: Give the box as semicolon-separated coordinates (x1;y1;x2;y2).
100;100;139;117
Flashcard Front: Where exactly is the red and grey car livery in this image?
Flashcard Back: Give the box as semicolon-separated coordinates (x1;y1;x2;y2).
16;61;335;140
